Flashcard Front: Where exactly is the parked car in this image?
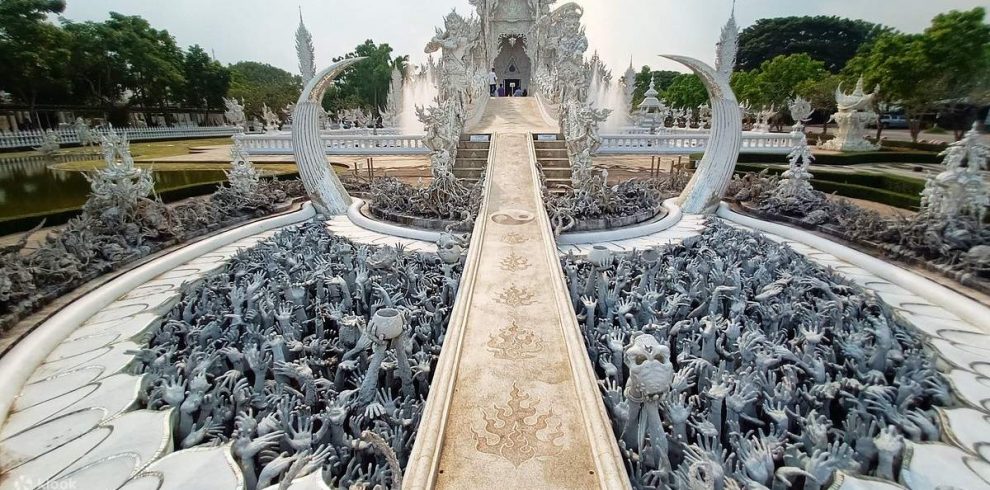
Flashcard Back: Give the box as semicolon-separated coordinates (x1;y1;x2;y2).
877;114;910;129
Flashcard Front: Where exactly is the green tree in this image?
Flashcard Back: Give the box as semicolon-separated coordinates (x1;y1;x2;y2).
62;20;127;107
795;74;842;135
663;74;707;110
182;45;231;109
101;13;186;122
730;70;763;107
326;40;408;116
738;16;888;72
0;0;70;126
845;7;990;141
227;61;301;120
754;54;828;110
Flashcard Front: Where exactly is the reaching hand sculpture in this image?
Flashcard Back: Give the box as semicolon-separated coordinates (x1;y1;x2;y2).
140;222;464;488
292;58;366;216
564;221;947;489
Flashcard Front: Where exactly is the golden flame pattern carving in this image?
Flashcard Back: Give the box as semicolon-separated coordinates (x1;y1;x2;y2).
501;232;530;245
495;285;536;307
487;321;545;360
499;252;532;272
472;385;564;466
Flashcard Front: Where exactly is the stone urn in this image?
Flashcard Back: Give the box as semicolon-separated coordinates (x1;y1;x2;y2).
588;245;612;267
369;308;405;341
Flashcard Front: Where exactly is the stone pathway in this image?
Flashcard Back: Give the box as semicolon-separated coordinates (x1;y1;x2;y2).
407;98;625;488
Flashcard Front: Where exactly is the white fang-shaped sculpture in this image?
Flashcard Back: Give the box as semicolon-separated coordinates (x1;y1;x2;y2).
292;58;365;215
661;10;742;214
296;9;316;85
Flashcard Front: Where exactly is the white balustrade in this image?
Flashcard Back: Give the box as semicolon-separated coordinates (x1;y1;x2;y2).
0;126;241;150
597;131;802;155
233;133;430;156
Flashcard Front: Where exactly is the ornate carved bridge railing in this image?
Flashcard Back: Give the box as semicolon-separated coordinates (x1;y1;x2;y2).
596;131;803;155
233;132;431;155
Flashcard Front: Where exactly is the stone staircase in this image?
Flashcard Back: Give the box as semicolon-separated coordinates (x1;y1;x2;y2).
452;136;491;183
533;135;571;193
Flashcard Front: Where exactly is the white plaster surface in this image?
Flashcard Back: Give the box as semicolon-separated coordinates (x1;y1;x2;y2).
0;208;315;489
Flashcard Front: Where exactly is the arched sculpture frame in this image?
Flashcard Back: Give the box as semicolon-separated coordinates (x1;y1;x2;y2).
661;54;742;215
292;57;365;215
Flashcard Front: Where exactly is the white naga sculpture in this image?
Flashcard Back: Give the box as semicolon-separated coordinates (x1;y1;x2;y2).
35;129;60;157
820;77;880;152
662;11;743;214
296;9;316;85
292;58;365;215
223;97;247;131
753;105;775;133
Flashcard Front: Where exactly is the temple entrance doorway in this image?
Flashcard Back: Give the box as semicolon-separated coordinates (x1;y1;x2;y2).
493;36;531;96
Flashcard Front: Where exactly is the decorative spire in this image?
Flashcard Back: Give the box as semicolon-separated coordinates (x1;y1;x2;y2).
296;7;316;85
714;5;739;83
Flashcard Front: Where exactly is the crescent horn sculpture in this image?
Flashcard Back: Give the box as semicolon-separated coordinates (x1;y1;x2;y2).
660;54;742;215
292;57;366;215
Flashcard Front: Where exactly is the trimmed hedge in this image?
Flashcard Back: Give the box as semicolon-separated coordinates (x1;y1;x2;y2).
735;163;923;210
881;139;948;153
734;150;940;165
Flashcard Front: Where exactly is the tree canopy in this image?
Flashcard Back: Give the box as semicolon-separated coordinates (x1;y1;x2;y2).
227;62;301;120
0;4;232;126
325;40;408;115
844;7;990;140
738;16;888;72
663;74;708;110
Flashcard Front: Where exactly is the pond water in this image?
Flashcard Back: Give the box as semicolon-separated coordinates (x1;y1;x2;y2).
0;154;228;221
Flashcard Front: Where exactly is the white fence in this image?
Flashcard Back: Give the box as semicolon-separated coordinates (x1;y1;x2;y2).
0;126;242;150
598;132;802;155
234;133;430;156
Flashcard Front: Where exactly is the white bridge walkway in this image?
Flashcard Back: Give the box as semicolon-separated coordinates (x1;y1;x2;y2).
406;97;627;488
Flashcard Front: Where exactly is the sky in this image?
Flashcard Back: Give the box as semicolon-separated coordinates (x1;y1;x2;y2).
57;0;990;75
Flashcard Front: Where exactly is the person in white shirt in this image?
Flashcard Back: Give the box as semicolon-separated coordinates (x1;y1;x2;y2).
489;68;497;96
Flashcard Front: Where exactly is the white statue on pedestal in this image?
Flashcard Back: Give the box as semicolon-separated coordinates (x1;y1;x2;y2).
223;97;246;131
820;77;880;152
261;103;280;133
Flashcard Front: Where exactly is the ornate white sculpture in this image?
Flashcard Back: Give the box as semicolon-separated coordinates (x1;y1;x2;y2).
623;61;637;112
292;58;365;215
227;140;260;197
73;117;98;147
223;97;246;131
261;103;280;133
35;129;60;156
637;76;667;133
820;77;880;152
661;10;743;214
425;11;480;109
753;105;775;133
562;98;610;187
921;124;989;223
382;67;403;128
296;9;316;85
788;96;814;132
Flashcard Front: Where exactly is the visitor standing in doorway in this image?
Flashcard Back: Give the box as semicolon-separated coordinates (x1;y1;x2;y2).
489;67;497;96
513;86;524;97
497;82;505;97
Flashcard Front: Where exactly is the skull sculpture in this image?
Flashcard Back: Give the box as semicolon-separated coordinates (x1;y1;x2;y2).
624;334;674;402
